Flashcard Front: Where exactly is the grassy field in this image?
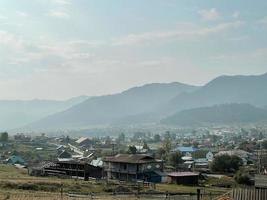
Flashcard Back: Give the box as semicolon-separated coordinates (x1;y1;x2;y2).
0;165;230;200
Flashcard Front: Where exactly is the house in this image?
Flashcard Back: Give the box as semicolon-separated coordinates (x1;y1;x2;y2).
181;156;194;171
103;154;163;183
29;160;102;180
6;155;25;165
193;158;210;172
75;137;92;147
167;172;200;185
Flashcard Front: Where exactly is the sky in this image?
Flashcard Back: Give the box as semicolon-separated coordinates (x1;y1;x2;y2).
0;0;267;100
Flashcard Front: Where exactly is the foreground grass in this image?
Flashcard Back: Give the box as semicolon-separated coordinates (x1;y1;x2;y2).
0;165;229;199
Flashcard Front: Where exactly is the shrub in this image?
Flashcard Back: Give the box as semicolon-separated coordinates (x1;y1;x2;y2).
234;170;253;185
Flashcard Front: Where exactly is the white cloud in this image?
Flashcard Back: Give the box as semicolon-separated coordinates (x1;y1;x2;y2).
0;15;7;20
211;48;267;68
47;10;70;19
198;8;220;21
44;0;71;19
112;21;244;46
52;0;71;5
16;11;29;17
0;31;23;50
232;11;240;19
68;40;107;48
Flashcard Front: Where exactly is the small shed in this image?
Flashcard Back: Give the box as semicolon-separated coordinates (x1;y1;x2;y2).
167;172;199;185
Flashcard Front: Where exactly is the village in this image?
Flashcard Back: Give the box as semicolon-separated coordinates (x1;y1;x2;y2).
0;127;266;199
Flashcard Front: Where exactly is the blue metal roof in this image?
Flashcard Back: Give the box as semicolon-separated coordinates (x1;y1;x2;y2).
174;146;198;153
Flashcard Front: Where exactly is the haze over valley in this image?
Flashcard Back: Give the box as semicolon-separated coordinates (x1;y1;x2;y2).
0;72;266;132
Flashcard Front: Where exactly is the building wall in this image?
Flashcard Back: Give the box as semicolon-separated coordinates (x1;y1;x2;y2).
168;176;199;185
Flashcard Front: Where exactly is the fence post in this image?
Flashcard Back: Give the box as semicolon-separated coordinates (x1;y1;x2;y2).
197;189;201;200
60;183;63;200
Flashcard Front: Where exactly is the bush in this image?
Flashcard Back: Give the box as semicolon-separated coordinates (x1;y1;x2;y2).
208;176;236;188
234;170;253;185
211;155;243;173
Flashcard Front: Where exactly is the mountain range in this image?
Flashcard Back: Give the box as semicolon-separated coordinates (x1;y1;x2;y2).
161;103;267;126
0;96;89;130
6;72;267;130
163;73;267;115
27;83;198;129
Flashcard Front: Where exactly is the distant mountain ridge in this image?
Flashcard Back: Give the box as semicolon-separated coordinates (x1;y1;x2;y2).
0;96;89;130
27;82;198;129
21;72;267;130
163;73;267;115
161;103;267;125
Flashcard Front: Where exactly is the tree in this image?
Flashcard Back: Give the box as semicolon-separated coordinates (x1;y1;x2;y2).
211;154;243;173
0;132;8;142
127;145;137;154
168;151;183;169
258;132;264;140
234;169;252;185
104;136;112;146
153;134;161;143
143;141;150;150
156;147;166;159
239;141;255;152
164;131;171;140
162;137;172;154
65;136;70;144
117;133;126;144
210;134;221;143
132;132;146;141
192;141;199;148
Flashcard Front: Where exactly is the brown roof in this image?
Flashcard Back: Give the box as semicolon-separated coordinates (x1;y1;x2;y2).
168;172;200;177
103;154;161;164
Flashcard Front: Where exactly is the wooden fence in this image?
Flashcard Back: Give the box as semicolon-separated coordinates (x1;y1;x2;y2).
231;188;267;200
214;188;267;200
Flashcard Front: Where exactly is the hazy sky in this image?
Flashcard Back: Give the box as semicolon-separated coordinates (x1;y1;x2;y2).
0;0;267;100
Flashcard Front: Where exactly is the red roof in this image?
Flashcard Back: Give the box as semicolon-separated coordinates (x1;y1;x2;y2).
167;172;200;177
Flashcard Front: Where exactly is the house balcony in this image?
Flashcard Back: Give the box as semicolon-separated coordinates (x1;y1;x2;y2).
105;168;140;174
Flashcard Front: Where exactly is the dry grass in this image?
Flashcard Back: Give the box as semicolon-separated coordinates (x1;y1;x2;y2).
0;165;229;200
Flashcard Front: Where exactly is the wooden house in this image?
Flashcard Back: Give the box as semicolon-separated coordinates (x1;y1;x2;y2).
28;160;102;181
103;154;163;183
